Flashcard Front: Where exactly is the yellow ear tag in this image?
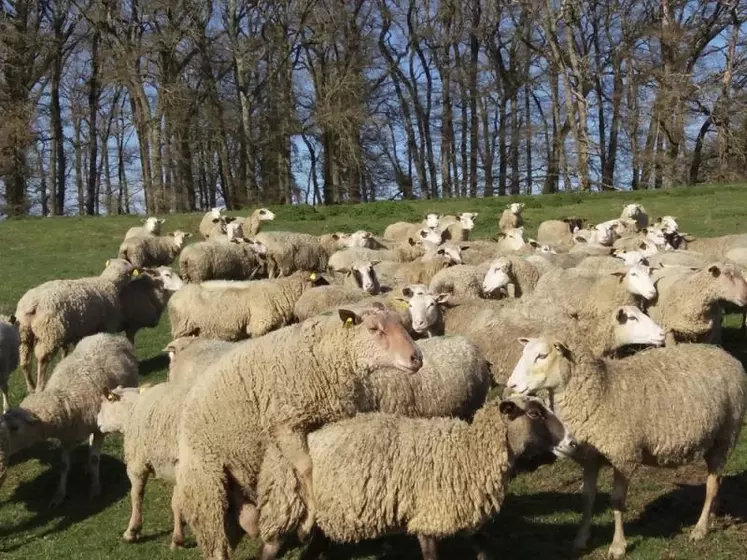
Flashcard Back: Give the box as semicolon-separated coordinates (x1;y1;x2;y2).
132;269;140;277
139;387;146;394
344;317;353;328
106;393;116;402
309;273;317;281
105;259;111;267
398;300;409;309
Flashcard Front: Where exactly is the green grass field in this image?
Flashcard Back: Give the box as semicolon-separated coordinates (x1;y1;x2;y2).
2;184;747;559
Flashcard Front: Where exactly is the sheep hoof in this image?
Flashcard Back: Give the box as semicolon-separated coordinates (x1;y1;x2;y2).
607;542;627;559
689;525;708;542
123;530;139;543
169;541;185;551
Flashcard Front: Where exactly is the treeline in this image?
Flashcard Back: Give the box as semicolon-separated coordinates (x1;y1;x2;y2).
1;0;746;216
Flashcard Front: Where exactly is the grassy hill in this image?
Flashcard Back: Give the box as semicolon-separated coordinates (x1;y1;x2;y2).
1;183;747;559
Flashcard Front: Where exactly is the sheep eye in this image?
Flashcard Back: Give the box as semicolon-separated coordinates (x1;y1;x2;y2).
535;353;548;361
526;409;542;420
629;316;638;321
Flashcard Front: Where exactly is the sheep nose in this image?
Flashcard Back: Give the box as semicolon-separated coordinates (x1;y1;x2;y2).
410;353;423;369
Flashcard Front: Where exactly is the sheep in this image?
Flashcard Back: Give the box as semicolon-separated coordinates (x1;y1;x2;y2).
507;339;747;559
647;249;706;269
684;233;747;260
168;271;330;341
118;230;192;268
498;202;524;233
0;315;19;412
125;217;165;240
294;262;380;321
384;255;457;288
256;394;573;560
496;227;527;253
482;255;542;299
240;207;275;236
211;221;244;244
428;262;493;299
179;238;267;283
118;266;184;343
441;212;479;242
441;299;664;384
174;306;423;559
328;240;427;272
577;255;635;274
199;207;234;239
383;222;444;245
254;231;329;278
163;336;237;383
15;258;138;393
620;203;649;230
536;217;585;250
0;333;138;506
653;215;679;234
648;261;747;345
612;226;667;252
531;264;656;320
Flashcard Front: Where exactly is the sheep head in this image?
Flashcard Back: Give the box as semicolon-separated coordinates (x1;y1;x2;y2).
506;337;574;395
398;291;449;336
705;262;747;308
612;306;665;348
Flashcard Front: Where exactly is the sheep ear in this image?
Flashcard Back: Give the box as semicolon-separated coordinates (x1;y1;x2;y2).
401;287;413;297
638;242;647;250
517;337;531;346
708;265;721;277
460;245;469;251
338;309;363;327
611;272;626;282
435;293;450;304
574;236;587;243
371;301;386;312
370;260;381;266
457;213;462;219
499;400;523;421
336;268;350;275
437;248;445;255
8;314;17;325
528;239;539;248
615;308;628;324
553;342;572;361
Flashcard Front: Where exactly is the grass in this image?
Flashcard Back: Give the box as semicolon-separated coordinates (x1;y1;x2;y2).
1;183;747;559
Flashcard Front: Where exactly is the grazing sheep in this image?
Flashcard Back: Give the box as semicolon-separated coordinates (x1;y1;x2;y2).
174;306;423;559
257;395;574;560
15;258;138;392
295;263;380;321
441;212;479;242
125;217;165;240
118;230;192;268
649;261;747;345
179;238;267;283
498;203;524;233
482;256;542;299
0;334;138;506
119;267;184;343
0;315;19;412
254;232;329;278
620;203;649;230
531;264;656;320
428;262;493;299
507;339;746;559
536;218;585;251
168;271;329;341
240;207;275;236
199;207;234;239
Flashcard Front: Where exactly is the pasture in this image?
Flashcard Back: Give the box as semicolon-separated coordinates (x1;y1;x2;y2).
1;184;747;559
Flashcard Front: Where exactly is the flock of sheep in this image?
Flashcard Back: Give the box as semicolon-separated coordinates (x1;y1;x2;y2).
1;200;747;560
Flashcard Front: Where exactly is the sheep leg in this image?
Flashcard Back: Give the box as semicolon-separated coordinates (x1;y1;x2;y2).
273;428;316;538
690;472;720;541
664;331;678;347
124;467;149;542
259;540;281;560
416;535;439;560
34;345;54;393
608;468;630;560
229;488;259;538
299;527;331;560
19;329;35;392
1;380;9;413
88;431;104;499
49;446;73;508
573;459;600;550
170;490;186;550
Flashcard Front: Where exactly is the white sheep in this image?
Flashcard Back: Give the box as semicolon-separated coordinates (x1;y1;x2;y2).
256;394;574;559
254;231;329;278
179;238;267;282
119;266;184;343
441;212;479;242
428;262;493;299
0;315;19;412
124;217;165;240
240;207;275;236
482;255;542;298
536;217;585;250
498;202;524;232
199;207;233;239
0;333;138;506
619;203;649;230
210;221;244;243
168;271;329;341
294;263;380;322
507;339;746;559
15;258;138;392
118;230;192;268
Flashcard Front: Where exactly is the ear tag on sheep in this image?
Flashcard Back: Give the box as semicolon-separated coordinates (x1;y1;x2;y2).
106;393;117;402
105;259;111;267
309;273;317;281
398;300;409;310
139;387;146;394
132;269;140;277
344;317;354;328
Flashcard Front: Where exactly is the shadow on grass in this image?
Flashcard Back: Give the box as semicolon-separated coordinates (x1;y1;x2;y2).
0;442;128;552
138;353;169;377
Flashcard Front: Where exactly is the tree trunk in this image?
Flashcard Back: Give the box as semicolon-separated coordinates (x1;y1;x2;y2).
86;30;100;215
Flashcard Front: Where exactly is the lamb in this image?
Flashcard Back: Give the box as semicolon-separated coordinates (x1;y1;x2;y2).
441;212;479;242
482;255;542;298
118;266;184;343
199;207;234;239
254;231;329;278
118;230;192;268
168;271;330;341
256;394;573;560
174;306;423;559
428;262;493;299
240;207;275;236
179;238;267;282
648;261;747;345
0;315;19;412
498;202;524;233
294;262;380;321
507;339;746;559
125;217;165;240
536;217;585;251
0;333;138;506
531;263;656;320
15;258;138;392
619;203;649;230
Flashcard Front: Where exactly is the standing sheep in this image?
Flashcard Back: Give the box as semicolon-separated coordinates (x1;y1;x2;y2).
199;207;234;239
15;258;138;392
498;203;524;233
119;266;184;343
163;336;237;383
174;306;423;559
254;232;329;278
0;315;19;412
179;238;267;282
240;207;275;236
256;394;573;560
118;230;192;268
125;217;165;240
168;271;329;341
507;340;746;559
0;333;138;506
